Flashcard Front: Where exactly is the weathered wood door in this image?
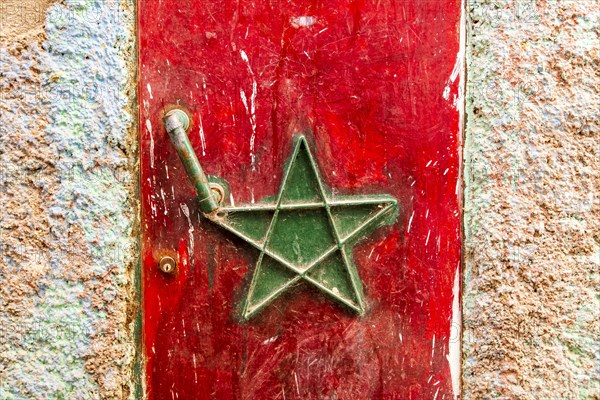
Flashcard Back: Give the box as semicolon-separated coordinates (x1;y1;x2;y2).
139;1;462;398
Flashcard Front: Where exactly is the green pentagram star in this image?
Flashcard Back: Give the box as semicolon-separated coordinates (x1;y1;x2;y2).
211;136;398;320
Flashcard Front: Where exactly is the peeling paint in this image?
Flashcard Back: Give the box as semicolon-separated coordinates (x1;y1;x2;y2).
448;266;461;398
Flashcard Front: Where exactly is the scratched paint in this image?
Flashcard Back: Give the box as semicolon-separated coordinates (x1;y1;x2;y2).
140;1;462;398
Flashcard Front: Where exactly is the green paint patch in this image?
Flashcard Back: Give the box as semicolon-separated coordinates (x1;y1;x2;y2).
226;210;274;243
306;252;360;307
280;144;323;204
268;209;335;267
246;256;298;313
331;203;384;240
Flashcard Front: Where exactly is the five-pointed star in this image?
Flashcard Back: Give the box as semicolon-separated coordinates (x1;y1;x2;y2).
210;136;398;319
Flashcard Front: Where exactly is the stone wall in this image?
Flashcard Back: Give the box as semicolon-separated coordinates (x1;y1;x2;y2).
463;0;599;398
0;0;139;398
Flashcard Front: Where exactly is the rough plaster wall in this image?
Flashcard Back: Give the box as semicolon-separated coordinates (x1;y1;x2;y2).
463;0;599;399
0;0;138;398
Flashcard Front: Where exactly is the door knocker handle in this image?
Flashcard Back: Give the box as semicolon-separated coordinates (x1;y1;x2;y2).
162;109;223;214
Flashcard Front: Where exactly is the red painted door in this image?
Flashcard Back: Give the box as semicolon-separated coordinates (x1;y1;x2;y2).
139;1;463;399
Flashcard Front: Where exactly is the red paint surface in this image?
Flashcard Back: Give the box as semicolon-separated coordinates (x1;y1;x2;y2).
140;1;462;399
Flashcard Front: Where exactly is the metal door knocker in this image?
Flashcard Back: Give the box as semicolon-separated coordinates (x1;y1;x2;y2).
163;109;398;319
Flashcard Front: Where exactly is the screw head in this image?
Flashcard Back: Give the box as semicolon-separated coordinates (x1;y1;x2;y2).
164;109;190;131
209;183;225;205
159;256;177;275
